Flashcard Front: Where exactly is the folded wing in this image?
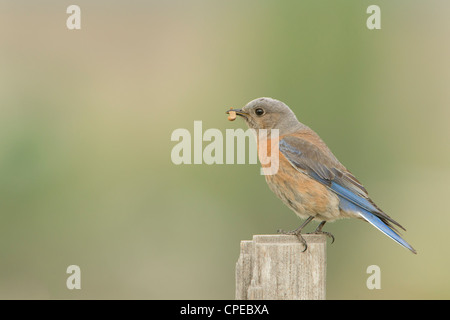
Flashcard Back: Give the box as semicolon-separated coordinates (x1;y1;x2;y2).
279;135;416;253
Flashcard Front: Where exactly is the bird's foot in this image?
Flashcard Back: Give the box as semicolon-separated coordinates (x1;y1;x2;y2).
307;230;335;244
307;221;335;244
276;216;315;252
277;228;308;252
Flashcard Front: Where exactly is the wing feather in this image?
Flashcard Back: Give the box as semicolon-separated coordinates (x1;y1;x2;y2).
279;135;405;232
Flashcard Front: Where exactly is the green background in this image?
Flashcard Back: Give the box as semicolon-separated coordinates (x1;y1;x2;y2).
0;0;449;299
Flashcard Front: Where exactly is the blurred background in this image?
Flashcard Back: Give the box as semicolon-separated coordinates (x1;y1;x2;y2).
0;0;449;299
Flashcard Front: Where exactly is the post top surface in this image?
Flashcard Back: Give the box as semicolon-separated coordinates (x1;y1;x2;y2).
250;234;326;244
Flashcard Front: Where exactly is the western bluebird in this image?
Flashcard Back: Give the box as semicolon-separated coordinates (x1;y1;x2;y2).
226;97;416;254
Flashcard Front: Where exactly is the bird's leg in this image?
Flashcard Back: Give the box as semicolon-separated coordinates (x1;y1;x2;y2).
308;221;335;244
277;216;314;252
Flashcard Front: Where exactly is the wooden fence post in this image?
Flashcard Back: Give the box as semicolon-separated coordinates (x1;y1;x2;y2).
235;234;326;300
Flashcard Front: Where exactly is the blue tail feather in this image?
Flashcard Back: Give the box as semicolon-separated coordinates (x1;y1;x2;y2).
339;198;417;254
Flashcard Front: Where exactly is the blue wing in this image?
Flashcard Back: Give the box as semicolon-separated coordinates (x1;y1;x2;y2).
279;135;416;254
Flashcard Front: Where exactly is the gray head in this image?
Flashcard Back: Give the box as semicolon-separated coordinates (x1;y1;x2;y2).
227;97;304;135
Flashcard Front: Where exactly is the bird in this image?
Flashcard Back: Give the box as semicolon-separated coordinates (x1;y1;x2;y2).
226;97;416;254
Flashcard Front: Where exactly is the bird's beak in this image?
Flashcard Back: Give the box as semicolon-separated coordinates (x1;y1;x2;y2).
226;108;248;119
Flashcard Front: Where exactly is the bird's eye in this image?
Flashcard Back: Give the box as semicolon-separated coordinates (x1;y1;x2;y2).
255;108;265;116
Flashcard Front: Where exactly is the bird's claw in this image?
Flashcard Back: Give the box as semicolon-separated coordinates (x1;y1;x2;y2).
277;229;308;252
308;230;335;244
